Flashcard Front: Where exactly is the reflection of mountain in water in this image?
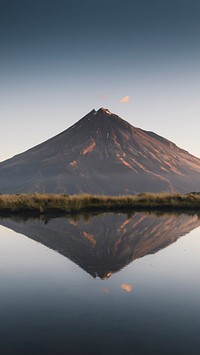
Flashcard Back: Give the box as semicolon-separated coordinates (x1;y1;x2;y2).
1;213;200;279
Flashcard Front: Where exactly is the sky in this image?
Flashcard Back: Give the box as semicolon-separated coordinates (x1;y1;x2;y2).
0;0;200;161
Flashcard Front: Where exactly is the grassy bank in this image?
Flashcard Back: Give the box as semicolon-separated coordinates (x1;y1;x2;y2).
0;192;200;216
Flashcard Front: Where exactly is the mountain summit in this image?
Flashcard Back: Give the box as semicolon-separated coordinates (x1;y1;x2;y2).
1;108;200;194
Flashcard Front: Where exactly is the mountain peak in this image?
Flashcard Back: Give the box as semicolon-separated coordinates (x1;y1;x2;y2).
96;107;112;115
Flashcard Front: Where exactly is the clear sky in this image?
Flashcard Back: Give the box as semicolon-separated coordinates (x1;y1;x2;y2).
0;0;200;161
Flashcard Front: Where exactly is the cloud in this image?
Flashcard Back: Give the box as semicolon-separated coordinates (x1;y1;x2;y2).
120;283;133;293
101;287;110;293
120;96;130;103
98;95;109;100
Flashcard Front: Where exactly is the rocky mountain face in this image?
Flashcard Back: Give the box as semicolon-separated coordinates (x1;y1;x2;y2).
1;108;200;194
1;212;199;279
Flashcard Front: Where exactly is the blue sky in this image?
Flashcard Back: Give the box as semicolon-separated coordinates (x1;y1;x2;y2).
0;0;200;161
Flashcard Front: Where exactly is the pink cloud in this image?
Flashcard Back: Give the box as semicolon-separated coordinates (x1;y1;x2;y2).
120;283;133;293
120;96;130;103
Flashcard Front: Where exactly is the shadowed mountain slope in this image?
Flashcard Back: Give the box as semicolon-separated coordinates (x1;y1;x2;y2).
1;108;200;194
1;212;200;279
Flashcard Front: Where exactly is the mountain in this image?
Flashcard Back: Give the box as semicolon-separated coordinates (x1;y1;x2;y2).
1;212;199;279
1;107;200;194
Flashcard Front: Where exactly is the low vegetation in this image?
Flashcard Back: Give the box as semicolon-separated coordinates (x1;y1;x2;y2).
0;192;200;215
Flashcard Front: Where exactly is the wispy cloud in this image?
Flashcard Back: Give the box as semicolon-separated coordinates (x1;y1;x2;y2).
101;287;110;293
98;95;109;100
120;96;130;103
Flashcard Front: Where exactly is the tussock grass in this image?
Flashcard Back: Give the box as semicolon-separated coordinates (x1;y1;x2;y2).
0;192;200;215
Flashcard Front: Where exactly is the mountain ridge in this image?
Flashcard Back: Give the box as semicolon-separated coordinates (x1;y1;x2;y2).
0;108;200;194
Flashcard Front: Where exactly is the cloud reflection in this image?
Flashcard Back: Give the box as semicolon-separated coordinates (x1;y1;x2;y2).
121;283;133;293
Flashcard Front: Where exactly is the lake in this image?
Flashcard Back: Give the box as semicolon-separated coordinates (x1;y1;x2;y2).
0;212;200;354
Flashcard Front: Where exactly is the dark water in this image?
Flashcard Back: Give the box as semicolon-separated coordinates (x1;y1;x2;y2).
0;212;200;354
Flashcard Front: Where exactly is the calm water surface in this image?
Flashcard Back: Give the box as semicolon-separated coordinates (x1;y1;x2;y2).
0;212;200;354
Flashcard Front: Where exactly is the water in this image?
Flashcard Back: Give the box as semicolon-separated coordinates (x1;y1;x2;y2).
0;212;200;354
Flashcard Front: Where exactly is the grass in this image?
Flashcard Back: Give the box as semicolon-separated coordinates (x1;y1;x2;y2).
0;192;200;216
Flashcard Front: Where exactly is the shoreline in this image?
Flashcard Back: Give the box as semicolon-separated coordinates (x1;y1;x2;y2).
0;193;200;216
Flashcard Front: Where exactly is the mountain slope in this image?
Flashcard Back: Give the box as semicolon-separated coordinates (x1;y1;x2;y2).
0;108;200;194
